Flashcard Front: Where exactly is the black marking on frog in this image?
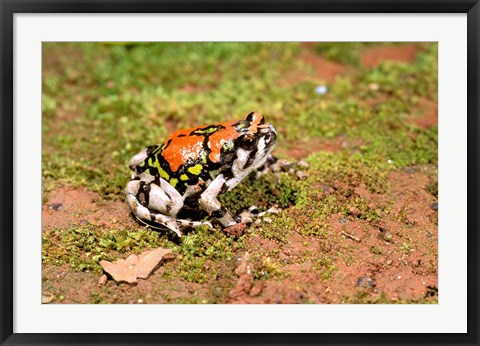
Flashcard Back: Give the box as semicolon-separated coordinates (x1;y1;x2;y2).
212;208;227;218
243;146;258;170
136;181;151;207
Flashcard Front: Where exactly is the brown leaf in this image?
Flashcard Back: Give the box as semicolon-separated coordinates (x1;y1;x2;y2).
100;248;172;283
135;248;173;279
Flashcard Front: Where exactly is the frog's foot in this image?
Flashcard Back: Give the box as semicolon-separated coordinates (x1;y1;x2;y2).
256;155;308;179
238;205;281;225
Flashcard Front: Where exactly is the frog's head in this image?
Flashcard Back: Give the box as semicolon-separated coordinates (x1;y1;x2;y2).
232;112;277;172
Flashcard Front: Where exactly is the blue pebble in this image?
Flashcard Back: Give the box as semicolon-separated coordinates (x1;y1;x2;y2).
315;85;328;95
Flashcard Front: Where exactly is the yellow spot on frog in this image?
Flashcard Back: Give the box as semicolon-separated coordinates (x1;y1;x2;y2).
200;152;208;164
194;126;219;135
188;164;203;175
223;141;234;151
170;178;178;187
158;166;169;180
180;174;189;181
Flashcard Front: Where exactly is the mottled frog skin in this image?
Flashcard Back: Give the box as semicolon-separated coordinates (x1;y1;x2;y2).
125;112;277;236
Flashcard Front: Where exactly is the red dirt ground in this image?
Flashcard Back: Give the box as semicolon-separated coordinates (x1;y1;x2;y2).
42;187;137;232
361;44;421;68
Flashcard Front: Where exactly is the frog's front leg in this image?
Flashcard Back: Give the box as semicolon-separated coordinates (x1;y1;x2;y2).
199;174;237;228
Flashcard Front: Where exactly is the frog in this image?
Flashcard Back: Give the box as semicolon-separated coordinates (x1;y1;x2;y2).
125;112;277;237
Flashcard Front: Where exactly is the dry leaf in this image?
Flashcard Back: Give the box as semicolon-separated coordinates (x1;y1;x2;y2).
100;248;172;283
134;248;170;279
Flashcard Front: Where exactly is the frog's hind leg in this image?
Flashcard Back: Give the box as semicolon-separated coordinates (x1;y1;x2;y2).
125;193;178;237
128;199;211;237
125;179;211;237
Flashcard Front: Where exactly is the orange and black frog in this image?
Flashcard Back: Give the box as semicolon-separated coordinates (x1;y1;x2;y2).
125;112;277;237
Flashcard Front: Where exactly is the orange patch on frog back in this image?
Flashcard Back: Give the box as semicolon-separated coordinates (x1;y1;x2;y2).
161;129;204;172
208;121;240;163
161;121;241;172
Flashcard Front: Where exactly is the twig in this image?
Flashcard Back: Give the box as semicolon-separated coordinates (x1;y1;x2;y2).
341;231;361;242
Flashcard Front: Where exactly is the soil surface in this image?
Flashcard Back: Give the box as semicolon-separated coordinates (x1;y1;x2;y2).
361;44;420;68
42;166;438;304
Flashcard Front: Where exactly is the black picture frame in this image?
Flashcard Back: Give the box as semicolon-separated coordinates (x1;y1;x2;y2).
1;1;478;345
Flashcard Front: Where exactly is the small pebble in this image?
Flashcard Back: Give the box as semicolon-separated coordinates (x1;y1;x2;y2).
340;217;348;224
48;203;63;211
314;85;328;95
250;284;263;297
263;217;273;223
404;167;417;174
224;222;247;237
98;274;108;286
349;207;362;217
356;276;376;289
368;83;380;91
430;202;438;211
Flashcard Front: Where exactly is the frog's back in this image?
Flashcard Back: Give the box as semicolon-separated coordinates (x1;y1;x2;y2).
133;120;241;193
160;121;240;172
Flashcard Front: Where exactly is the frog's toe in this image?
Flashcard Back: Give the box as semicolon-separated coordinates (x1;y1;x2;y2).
176;219;213;229
239;205;281;225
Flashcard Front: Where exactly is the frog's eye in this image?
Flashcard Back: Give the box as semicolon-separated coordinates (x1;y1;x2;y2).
246;112;265;125
239;135;259;150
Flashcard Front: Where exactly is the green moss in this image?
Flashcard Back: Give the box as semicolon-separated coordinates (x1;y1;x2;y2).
257;211;294;243
425;179;438;198
314;255;337;280
42;226;172;273
252;256;286;280
370;246;383;255
399;242;413;254
170;226;243;283
314;42;363;66
299;222;329;237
